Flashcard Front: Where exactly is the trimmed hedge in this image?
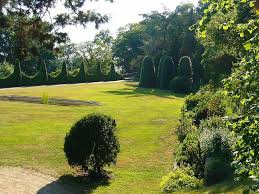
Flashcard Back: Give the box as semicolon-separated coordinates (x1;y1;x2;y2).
139;56;156;88
170;56;193;93
0;61;22;88
158;56;176;89
0;60;121;88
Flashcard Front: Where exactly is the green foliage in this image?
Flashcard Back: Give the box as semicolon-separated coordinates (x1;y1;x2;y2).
196;0;259;187
176;116;196;143
0;61;22;88
204;157;233;186
0;61;13;78
176;131;204;178
78;62;86;83
48;62;68;84
183;89;226;126
199;117;234;160
64;113;120;175
170;56;193;93
108;63;120;81
139;56;155;88
158;56;176;89
178;56;193;77
160;167;201;193
170;76;193;94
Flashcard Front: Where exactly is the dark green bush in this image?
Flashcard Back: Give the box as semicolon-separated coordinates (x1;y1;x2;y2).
78;62;86;82
170;76;193;94
139;56;156;88
204;157;233;186
170;56;193;93
0;61;22;88
178;56;193;77
64;113;120;176
108;63;119;81
158;56;176;89
160;167;201;193
21;61;49;86
96;63;103;81
48;62;68;84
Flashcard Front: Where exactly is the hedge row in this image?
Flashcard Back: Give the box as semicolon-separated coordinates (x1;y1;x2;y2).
139;55;193;93
0;61;121;88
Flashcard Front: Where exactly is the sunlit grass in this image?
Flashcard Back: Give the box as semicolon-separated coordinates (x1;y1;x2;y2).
0;81;249;193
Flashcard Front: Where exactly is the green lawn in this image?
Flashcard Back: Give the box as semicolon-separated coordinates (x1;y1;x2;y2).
0;81;248;193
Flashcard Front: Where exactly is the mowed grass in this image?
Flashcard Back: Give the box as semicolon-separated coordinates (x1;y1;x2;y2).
0;81;184;193
0;81;250;194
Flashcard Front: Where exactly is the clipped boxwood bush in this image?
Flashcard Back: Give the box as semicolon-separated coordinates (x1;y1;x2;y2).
139;56;155;88
160;167;201;193
158;56;176;89
64;113;120;175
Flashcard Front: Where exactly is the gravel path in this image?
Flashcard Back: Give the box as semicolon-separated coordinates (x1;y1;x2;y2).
0;167;74;194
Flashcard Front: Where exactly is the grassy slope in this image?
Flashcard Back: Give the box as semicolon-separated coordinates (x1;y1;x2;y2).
0;81;248;193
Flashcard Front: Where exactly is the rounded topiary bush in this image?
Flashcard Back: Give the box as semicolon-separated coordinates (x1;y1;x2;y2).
139;56;155;88
170;76;193;94
64;113;120;176
158;56;176;89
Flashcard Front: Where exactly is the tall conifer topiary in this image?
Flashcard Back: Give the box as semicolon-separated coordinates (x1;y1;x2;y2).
158;56;176;89
170;56;193;93
78;62;86;82
139;56;155;88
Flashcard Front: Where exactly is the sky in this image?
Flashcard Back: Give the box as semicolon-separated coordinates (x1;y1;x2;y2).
52;0;199;43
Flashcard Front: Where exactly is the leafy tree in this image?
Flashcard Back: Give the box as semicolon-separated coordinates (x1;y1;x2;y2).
0;0;112;72
64;113;120;176
196;0;258;188
113;24;144;73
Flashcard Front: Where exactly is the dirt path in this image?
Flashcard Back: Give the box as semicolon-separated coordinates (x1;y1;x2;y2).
0;167;74;194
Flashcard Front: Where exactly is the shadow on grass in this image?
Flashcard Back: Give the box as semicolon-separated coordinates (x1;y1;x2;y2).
37;174;110;194
104;82;186;99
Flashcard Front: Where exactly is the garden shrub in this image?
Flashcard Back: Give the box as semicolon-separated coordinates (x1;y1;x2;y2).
108;63;119;81
199;117;234;162
158;56;176;89
176;131;205;178
204;157;233;186
64;113;120;176
178;56;193;77
139;56;155;88
48;62;68;84
96;63;102;81
160;167;201;193
78;62;86;82
176;116;196;143
0;61;22;88
170;76;193;94
170;56;193;93
181;88;226;126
